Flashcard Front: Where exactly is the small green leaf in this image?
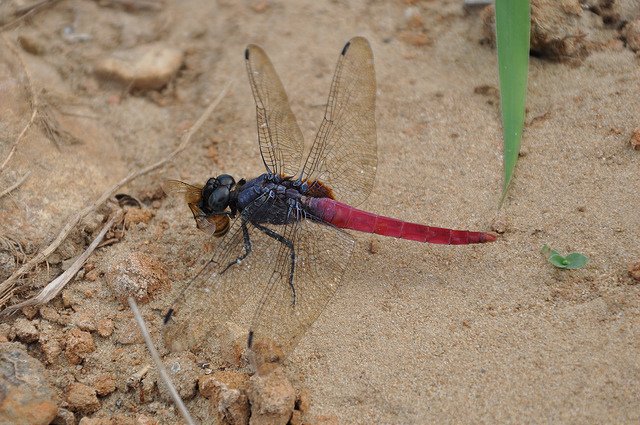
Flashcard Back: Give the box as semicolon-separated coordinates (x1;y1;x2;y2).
563;252;589;269
541;244;589;269
548;253;569;268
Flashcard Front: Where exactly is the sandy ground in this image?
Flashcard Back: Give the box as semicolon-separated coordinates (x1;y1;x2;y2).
0;0;639;424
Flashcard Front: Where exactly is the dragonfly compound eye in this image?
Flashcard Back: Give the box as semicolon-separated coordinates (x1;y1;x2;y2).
208;186;230;211
216;174;236;188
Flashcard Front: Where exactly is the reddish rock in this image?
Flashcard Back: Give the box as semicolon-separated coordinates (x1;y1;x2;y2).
64;329;96;365
0;343;58;425
247;366;295;425
66;382;100;414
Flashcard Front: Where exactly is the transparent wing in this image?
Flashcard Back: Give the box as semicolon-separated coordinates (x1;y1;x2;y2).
300;36;377;207
247;216;355;356
162;179;202;204
163;193;279;353
245;44;304;177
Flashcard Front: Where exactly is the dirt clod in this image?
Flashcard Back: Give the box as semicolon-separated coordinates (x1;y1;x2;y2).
93;373;117;397
106;251;170;304
64;328;96;365
247;366;295;425
97;318;115;337
124;208;155;229
200;371;251;425
71;311;97;332
481;0;616;61
66;382;100;414
11;318;39;343
40;334;63;365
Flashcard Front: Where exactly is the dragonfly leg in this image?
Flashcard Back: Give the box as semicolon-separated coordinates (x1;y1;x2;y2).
221;222;252;274
253;223;297;306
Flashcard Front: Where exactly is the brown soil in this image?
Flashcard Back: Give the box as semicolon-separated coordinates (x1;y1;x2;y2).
1;0;639;424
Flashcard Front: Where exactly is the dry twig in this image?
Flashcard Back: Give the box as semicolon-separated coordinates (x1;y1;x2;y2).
0;80;232;305
0;210;122;315
128;297;195;425
0;171;31;199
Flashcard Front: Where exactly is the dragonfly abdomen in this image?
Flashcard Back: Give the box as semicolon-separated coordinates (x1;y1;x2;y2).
306;198;496;245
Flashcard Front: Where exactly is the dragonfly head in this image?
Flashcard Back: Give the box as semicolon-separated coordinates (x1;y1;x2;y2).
202;174;236;213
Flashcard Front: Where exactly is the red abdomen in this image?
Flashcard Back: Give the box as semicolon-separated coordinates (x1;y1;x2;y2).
306;198;496;245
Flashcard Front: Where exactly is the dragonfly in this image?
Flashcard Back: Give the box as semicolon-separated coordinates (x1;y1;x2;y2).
162;37;496;356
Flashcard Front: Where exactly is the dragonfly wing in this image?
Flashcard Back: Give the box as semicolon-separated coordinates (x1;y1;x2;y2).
162;179;202;204
245;44;304;177
300;37;377;207
163;193;285;354
247;217;355;356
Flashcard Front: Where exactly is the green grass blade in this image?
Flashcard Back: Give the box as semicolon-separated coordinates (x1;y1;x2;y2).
495;0;530;201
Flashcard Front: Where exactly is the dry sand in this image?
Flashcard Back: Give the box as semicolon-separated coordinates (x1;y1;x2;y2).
0;0;639;424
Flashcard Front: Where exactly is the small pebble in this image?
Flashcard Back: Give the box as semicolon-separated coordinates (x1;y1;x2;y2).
66;382;100;414
95;44;184;91
368;239;379;254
